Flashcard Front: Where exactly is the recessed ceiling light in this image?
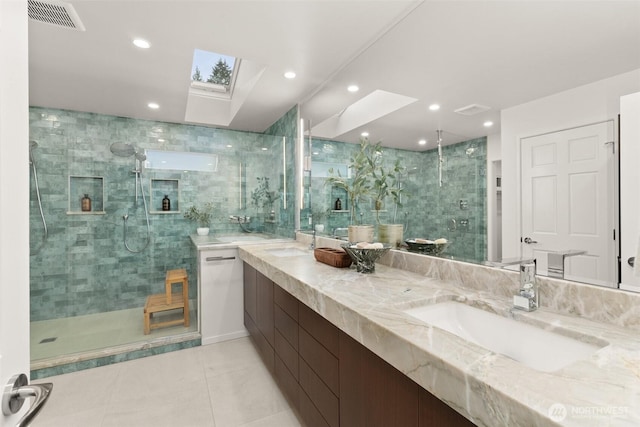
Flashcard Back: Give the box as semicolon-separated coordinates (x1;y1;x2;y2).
284;71;296;79
429;104;440;111
347;85;359;93
133;38;150;49
418;139;427;146
148;102;159;109
484;121;494;127
361;131;369;137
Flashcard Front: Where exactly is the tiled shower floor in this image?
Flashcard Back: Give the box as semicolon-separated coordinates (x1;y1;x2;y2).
30;305;198;363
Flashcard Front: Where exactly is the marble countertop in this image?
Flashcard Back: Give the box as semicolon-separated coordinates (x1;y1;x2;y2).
238;240;640;427
189;233;294;250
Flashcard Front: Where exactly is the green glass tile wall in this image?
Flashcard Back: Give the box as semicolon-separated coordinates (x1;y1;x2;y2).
309;137;487;262
29;107;293;321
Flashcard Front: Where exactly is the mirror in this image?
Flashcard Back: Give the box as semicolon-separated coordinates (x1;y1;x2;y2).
303;129;620;289
305;135;488;264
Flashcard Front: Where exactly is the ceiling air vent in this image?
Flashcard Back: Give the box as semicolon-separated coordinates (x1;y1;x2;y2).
28;0;85;31
454;104;491;116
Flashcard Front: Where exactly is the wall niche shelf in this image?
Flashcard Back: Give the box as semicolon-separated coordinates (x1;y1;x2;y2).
67;175;105;215
150;179;180;214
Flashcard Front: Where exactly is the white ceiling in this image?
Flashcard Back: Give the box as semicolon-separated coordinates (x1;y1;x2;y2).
29;1;640;151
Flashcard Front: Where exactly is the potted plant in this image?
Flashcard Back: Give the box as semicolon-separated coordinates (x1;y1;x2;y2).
369;144;407;247
326;137;376;242
251;176;279;220
184;202;214;235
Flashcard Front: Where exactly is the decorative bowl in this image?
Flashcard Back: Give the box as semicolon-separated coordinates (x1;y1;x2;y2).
405;239;449;255
340;242;392;273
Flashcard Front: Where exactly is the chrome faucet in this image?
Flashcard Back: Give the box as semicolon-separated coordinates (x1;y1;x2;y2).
309;229;316;250
513;260;538;312
488;257;538;312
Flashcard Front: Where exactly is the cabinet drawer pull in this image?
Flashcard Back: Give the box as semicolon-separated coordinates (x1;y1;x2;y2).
206;256;236;262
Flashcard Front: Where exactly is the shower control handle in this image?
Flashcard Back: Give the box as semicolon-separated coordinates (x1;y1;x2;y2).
2;374;53;427
206;256;236;262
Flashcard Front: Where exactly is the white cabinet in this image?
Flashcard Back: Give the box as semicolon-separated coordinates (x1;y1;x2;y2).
198;248;248;345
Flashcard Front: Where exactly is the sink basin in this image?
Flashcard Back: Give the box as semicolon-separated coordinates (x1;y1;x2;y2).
404;301;605;372
266;248;309;257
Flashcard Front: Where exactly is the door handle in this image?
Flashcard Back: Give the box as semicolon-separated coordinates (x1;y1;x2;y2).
628;257;635;267
2;373;53;427
206;256;236;262
523;237;538;244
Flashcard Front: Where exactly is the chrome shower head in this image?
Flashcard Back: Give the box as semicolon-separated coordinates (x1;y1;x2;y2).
135;152;147;161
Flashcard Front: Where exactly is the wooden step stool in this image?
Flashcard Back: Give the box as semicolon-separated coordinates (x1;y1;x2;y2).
143;268;190;335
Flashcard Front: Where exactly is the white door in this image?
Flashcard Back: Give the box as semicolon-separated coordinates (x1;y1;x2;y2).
620;92;640;292
0;1;51;426
521;121;616;287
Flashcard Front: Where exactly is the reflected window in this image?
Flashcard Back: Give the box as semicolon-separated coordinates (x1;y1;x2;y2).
145;150;218;172
312;161;350;178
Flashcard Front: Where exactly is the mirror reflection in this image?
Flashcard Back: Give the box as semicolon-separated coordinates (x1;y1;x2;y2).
304;134;487;264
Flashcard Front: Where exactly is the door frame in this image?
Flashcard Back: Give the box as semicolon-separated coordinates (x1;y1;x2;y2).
0;0;31;425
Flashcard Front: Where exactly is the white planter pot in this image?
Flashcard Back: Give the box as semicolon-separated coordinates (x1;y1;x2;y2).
196;227;210;236
348;225;374;243
378;224;404;248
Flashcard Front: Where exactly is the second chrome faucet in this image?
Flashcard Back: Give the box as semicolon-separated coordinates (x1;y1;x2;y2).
513;260;538;312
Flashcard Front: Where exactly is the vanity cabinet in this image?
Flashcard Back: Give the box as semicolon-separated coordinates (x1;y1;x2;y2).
243;262;474;427
243;263;275;371
199;248;248;345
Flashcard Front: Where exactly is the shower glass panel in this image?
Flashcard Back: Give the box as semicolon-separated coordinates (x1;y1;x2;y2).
28;107;293;375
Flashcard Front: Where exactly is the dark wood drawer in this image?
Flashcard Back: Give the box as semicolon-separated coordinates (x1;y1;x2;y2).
274;285;298;320
299;327;339;396
275;329;298;380
275;354;300;409
274;304;298;351
243;263;257;323
299;303;339;357
300;386;331;427
244;311;274;372
300;358;339;427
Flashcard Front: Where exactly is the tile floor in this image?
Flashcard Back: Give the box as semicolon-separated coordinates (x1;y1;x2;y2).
33;337;302;427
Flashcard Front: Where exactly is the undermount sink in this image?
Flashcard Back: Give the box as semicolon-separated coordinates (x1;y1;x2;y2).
266;248;310;257
404;301;605;372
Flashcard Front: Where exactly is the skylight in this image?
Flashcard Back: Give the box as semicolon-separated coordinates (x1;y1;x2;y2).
190;49;239;97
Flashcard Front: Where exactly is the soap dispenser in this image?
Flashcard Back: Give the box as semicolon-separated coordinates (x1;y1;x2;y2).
162;195;171;211
81;194;91;212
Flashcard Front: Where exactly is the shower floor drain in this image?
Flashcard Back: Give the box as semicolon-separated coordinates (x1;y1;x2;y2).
39;337;57;344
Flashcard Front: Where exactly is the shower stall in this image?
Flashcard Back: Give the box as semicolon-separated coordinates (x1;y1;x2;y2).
28;107;295;377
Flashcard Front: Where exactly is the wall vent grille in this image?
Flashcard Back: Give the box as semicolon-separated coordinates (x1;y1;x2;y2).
454;104;491;116
28;0;85;31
